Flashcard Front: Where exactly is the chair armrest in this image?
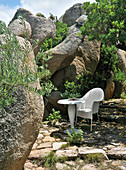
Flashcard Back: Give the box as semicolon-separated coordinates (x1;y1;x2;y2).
77;100;85;110
81;101;85;104
92;101;100;113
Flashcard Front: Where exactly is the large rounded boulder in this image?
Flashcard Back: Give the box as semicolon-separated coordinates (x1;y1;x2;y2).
0;35;44;170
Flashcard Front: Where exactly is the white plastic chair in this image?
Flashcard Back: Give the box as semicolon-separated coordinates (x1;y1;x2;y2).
76;88;104;131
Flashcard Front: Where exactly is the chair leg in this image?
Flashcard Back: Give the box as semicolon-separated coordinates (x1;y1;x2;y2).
97;113;100;121
97;112;101;125
90;119;92;131
75;114;77;125
75;105;78;125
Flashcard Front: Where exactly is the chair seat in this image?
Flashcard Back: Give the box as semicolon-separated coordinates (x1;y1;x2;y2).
78;108;91;112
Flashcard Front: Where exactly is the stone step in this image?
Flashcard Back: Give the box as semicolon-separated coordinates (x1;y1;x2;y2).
100;114;126;124
99;100;126;124
100;105;126;112
100;99;126;111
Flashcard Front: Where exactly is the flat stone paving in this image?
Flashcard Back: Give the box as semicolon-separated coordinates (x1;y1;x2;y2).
24;99;126;170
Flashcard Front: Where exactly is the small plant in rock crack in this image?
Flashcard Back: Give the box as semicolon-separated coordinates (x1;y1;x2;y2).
42;151;57;168
83;153;105;164
46;108;61;126
39;151;67;168
67;127;84;145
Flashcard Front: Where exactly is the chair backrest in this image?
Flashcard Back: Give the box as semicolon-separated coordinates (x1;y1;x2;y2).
80;88;104;109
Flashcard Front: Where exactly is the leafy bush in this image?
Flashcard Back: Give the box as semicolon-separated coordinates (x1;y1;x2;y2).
77;72;106;94
46;108;61;126
80;0;126;47
61;80;81;99
35;51;57;97
36;51;52;79
0;21;6;34
0;21;37;112
80;0;126;82
36;13;45;18
40;20;68;52
121;92;126;99
67;127;84;145
100;45;125;81
0;16;58;113
61;72;105;99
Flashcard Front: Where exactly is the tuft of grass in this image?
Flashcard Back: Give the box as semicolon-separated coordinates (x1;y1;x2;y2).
42;151;57;168
39;151;67;169
61;143;69;149
83;153;105;163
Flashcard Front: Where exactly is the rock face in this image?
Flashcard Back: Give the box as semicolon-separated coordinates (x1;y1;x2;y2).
0;87;44;170
47;31;83;76
105;71;115;100
46;21;101;79
51;58;84;92
59;3;85;27
76;15;87;26
78;36;101;74
8;19;32;39
9;8;56;55
117;49;126;75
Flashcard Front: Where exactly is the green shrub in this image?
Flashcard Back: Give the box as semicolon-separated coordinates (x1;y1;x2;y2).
67;127;84;145
80;0;126;47
40;20;68;52
61;80;81;99
36;13;45;18
0;20;6;34
0;16;58;113
35;51;57;97
0;20;37;112
76;72;106;94
121;92;126;99
47;108;61;126
61;72;105;99
80;0;126;83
